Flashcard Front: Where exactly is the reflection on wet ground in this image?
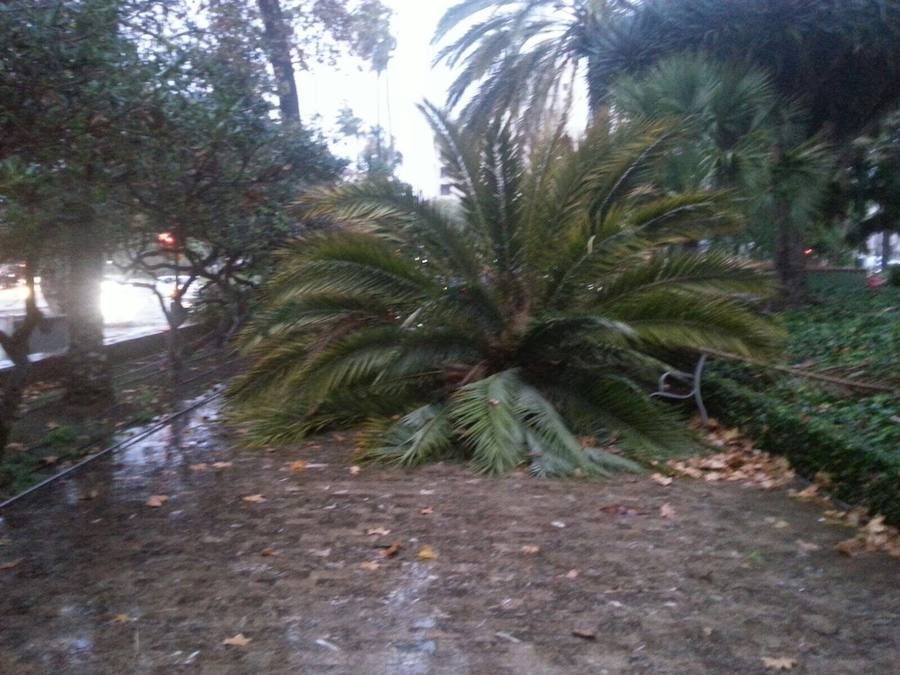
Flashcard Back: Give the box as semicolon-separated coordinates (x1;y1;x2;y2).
0;389;898;674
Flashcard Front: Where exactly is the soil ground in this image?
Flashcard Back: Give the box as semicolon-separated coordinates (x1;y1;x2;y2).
0;395;897;674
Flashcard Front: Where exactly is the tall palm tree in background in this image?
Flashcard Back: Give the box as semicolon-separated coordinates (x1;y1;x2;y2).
433;0;632;126
229;106;781;476
609;54;834;260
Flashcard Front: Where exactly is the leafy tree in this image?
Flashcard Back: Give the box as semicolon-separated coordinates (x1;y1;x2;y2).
119;57;344;370
253;0;395;122
229;107;780;475
0;0;178;403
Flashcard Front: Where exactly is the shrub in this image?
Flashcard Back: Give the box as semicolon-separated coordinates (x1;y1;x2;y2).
705;374;900;525
230;109;780;476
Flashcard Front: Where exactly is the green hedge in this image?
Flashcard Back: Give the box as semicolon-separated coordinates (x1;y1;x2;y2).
704;374;900;526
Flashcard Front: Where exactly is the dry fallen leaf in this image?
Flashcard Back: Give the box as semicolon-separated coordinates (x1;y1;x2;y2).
660;503;676;519
112;614;130;624
242;494;267;504
565;569;580;579
349;465;361;475
212;461;233;469
419;506;434;515
773;519;790;529
189;463;209;472
417;545;438;561
761;656;797;671
290;460;307;474
796;540;821;553
521;545;541;555
650;473;673;487
360;561;380;571
42;455;59;466
223;634;251;647
380;542;402;558
145;495;169;508
260;548;278;557
0;559;23;572
572;628;596;640
366;527;391;537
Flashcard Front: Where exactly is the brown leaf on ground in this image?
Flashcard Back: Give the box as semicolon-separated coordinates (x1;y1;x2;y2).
380;542;402;558
521;545;541;555
223;634;251;647
572;628;596;640
242;494;267;504
829;512;900;557
796;540;821;553
835;538;865;557
212;462;233;469
6;442;24;454
660;503;676;519
112;614;130;624
290;460;307;474
0;559;23;572
650;473;673;486
360;561;380;571
349;465;361;475
260;548;278;557
189;463;209;472
41;456;59;466
417;545;438;561
419;506;434;515
145;495;169;508
668;435;795;490
564;569;579;579
366;527;391;536
761;656;797;670
789;484;819;500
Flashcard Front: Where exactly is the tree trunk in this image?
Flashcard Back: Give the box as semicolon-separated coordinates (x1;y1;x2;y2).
63;210;112;405
0;262;42;457
774;205;807;306
256;0;300;123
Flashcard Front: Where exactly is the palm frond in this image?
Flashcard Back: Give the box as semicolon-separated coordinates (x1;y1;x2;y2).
359;404;455;467
448;370;527;474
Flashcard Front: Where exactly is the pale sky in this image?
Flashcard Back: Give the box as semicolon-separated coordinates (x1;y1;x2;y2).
297;1;456;196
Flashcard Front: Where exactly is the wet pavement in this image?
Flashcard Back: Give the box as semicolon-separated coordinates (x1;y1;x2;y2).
0;392;898;674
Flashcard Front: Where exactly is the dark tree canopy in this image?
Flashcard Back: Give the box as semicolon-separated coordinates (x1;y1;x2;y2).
592;0;900;141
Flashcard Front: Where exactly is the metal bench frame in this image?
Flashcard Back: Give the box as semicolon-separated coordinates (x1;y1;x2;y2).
650;354;708;425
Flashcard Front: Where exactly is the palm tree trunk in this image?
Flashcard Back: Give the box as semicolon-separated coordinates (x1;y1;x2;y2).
256;0;300;123
63;209;112;405
774;203;807;306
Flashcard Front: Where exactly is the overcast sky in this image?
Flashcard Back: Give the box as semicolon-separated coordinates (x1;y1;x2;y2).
296;1;455;196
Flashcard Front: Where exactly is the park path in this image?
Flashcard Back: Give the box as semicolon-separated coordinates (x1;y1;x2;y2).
0;392;897;674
